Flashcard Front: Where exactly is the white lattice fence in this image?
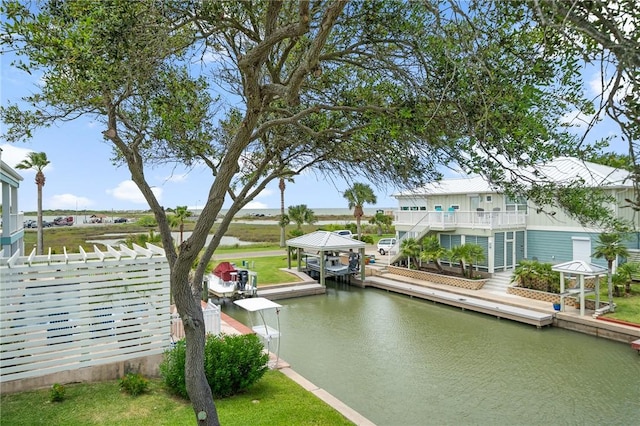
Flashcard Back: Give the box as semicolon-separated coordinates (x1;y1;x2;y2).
0;244;171;383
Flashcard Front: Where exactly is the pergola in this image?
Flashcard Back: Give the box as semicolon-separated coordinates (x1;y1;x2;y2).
552;260;607;316
286;231;366;286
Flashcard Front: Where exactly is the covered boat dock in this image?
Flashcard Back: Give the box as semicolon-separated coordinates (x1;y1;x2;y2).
286;231;366;286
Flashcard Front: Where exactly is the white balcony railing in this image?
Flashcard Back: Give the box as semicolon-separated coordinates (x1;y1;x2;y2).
394;210;526;230
0;212;25;235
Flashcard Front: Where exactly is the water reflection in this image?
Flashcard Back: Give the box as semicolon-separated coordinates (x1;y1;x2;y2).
223;282;640;425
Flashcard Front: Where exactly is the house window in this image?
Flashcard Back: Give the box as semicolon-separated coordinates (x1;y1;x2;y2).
434;205;443;211
486;195;492;202
505;196;527;212
401;206;409;211
450;205;460;210
410;206;419;211
419;206;426;211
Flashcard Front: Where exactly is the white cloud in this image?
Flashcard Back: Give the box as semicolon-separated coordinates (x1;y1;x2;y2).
106;180;162;204
47;194;94;210
0;143;53;172
560;110;596;130
255;188;273;198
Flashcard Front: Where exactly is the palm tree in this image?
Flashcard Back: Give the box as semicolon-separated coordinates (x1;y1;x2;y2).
287;204;316;230
278;172;295;247
343;183;377;240
400;237;421;269
420;236;446;271
460;243;486;278
448;245;468;278
122;230;163;249
593;233;629;313
169;205;192;245
368;211;392;236
15;152;50;255
613;262;639;296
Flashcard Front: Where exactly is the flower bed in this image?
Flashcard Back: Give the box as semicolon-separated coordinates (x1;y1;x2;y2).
387;265;488;290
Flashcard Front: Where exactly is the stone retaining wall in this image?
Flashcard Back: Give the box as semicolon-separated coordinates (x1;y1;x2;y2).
386;266;487;290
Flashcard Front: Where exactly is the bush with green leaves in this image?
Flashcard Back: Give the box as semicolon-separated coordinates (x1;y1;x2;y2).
512;260;561;292
119;372;149;396
160;333;269;399
50;383;65;402
357;234;374;244
136;215;157;227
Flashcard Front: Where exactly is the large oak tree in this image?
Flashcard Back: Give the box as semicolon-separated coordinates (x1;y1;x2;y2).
2;1;629;423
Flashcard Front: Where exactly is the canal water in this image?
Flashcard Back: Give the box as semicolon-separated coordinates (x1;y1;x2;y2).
222;282;640;425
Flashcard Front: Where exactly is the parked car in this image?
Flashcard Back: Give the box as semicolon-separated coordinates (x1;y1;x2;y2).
53;216;74;226
23;219;36;228
114;217;128;223
377;238;397;255
42;220;53;228
334;230;353;238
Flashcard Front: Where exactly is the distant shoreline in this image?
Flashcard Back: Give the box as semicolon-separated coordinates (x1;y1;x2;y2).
21;207;396;217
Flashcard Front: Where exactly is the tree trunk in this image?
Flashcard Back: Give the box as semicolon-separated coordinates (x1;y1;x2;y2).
607;261;615;312
279;178;286;247
354;206;363;239
173;267;220;425
36;182;43;255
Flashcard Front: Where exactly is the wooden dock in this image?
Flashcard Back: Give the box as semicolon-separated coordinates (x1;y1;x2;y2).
365;276;554;328
257;283;326;300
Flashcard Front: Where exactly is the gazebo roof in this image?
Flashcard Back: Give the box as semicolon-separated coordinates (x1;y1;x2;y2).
286;231;365;251
552;260;607;275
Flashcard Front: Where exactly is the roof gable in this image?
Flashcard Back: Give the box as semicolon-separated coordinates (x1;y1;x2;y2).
286;231;365;251
394;156;632;197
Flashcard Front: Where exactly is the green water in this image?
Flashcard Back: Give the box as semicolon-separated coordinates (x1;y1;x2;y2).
222;283;640;425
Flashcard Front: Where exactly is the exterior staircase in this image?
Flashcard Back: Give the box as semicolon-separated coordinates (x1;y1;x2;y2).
483;270;514;294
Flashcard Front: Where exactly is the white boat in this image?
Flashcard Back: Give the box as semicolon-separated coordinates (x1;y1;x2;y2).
205;261;257;300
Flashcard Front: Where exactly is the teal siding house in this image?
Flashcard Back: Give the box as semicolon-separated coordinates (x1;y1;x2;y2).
392;157;639;274
0;148;25;257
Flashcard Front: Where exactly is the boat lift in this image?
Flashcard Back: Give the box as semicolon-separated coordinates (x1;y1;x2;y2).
233;297;283;368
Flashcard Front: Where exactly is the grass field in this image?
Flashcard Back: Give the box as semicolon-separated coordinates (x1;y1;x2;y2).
0;371;354;426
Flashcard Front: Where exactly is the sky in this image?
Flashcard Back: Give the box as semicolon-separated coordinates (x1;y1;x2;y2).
0;36;629;214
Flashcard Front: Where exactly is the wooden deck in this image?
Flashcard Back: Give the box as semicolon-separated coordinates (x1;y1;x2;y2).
365;276;554;328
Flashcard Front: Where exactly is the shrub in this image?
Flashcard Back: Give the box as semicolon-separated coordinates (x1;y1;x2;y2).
160;339;188;398
204;333;269;398
512;260;561;292
50;383;66;402
136;215;157;227
160;333;269;399
119;372;149;396
357;235;374;244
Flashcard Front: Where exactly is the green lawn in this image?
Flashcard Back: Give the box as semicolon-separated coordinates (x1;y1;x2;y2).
592;281;640;324
0;371;353;426
215;255;302;286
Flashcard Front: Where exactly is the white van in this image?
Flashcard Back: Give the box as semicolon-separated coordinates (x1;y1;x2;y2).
334;230;353;238
377;238;397;255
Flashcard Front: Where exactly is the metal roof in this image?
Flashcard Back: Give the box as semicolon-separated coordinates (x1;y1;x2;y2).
393;156;632;197
551;260;608;275
286;231;366;251
531;157;630;187
395;176;496;196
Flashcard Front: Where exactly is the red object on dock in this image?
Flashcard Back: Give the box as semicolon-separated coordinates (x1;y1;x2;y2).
632;339;640;353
